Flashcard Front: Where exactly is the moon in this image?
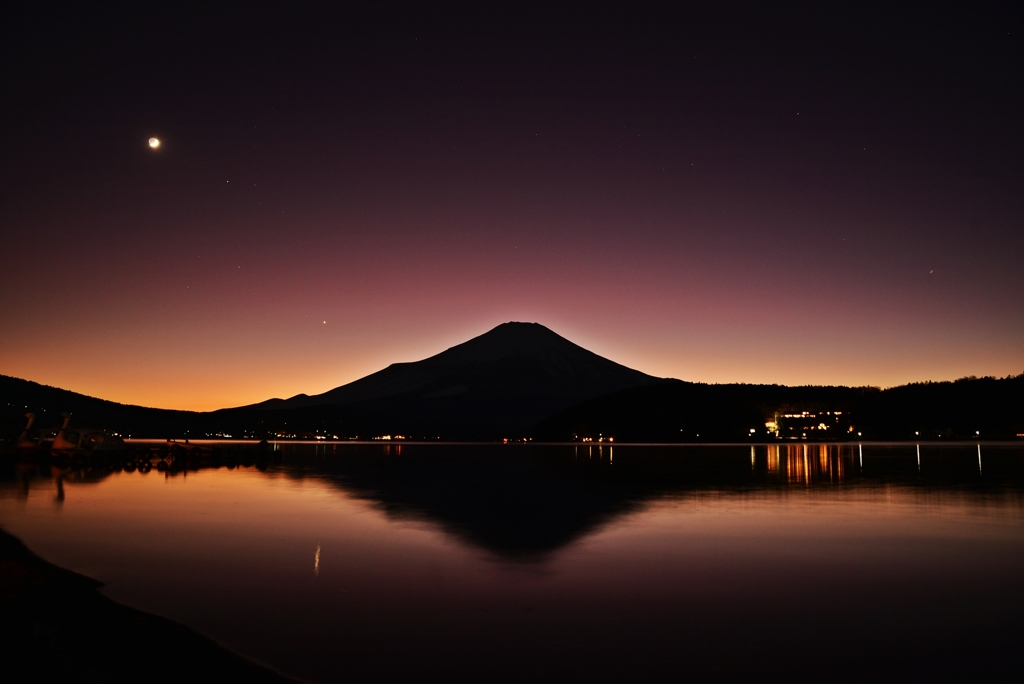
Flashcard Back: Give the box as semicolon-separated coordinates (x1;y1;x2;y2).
148;137;160;149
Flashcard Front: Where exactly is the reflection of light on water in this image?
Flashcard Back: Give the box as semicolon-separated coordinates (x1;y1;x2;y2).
917;444;921;472
314;544;321;577
790;444;810;485
978;445;983;476
756;444;856;485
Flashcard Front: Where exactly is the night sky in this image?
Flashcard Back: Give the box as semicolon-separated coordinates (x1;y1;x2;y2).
2;4;1022;410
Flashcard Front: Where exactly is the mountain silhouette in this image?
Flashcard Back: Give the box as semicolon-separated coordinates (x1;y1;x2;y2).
4;323;1018;441
241;322;664;437
0;323;663;439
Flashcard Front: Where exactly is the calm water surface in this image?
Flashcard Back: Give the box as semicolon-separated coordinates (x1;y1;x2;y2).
2;443;1023;683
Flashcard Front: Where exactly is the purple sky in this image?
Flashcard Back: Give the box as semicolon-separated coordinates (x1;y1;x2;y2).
2;4;1022;410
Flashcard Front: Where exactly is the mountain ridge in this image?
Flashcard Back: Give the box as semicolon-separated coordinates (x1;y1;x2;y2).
2;323;1020;441
1;322;668;439
243;322;664;413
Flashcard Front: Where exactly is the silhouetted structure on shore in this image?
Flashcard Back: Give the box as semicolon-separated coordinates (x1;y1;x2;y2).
533;375;1024;442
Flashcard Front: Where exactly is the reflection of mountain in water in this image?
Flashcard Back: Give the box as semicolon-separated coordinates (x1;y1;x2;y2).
276;443;1024;561
285;445;666;560
4;444;1022;561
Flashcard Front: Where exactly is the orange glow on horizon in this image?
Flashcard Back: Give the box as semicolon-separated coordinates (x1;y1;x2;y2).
3;324;1022;412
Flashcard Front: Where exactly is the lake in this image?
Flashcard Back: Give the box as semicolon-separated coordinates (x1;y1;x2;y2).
2;442;1023;683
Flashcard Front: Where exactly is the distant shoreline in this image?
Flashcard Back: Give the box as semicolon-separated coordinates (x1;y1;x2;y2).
6;346;1022;444
124;438;1024;447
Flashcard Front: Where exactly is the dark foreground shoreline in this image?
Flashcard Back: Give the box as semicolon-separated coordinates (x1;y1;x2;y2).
0;528;298;683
